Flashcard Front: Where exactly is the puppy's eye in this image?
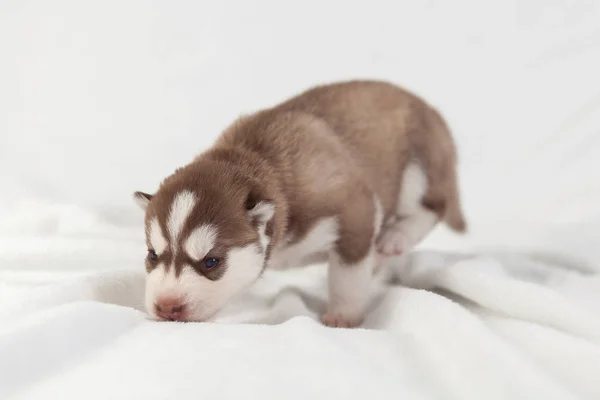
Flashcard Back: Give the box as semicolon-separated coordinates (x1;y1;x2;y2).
148;250;158;261
203;257;220;269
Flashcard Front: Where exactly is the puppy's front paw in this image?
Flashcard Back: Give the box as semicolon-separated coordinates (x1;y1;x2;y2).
320;312;364;328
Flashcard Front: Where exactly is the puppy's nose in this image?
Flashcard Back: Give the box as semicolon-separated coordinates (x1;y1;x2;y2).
155;297;186;321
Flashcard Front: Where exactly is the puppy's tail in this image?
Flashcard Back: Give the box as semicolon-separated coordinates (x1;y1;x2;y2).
443;172;467;233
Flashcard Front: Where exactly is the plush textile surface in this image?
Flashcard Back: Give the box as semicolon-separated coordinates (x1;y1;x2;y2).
1;0;600;399
1;251;600;399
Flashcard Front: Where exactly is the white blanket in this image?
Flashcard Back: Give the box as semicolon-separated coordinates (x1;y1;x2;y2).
2;0;600;399
1;250;600;400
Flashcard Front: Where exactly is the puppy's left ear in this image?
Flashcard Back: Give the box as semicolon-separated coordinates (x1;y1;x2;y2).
244;190;275;224
247;201;275;224
133;191;153;211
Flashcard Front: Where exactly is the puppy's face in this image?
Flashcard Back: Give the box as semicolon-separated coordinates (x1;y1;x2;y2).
134;166;274;322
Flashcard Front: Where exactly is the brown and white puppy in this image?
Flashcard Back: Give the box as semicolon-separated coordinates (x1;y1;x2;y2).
133;80;466;328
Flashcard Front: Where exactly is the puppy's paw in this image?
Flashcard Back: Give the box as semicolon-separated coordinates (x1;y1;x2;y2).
320;312;363;329
376;229;411;256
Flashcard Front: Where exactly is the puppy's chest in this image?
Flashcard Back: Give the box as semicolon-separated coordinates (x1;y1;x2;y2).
267;216;339;270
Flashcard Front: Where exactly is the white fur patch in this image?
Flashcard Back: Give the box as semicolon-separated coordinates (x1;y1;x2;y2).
133;192;151;210
268;217;339;269
398;163;428;214
378;163;438;254
223;243;265;294
184;225;217;261
248;201;275;223
397;210;438;249
398;163;438;247
167;191;197;245
256;221;270;253
248;201;274;253
373;195;384;240
148;218;168;255
325;250;374;321
145;243;265;321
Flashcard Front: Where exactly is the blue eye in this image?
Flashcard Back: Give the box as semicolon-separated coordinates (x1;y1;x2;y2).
148;250;158;261
204;258;220;269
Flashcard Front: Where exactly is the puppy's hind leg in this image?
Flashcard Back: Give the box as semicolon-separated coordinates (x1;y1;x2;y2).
376;163;439;256
376;160;467;257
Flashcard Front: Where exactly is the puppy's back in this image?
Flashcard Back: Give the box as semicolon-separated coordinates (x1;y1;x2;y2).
216;80;464;228
276;80;460;218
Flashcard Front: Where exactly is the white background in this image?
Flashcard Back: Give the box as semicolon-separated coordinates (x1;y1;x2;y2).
1;0;600;272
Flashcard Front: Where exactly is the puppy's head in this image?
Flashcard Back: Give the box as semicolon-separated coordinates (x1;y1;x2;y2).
133;162;275;322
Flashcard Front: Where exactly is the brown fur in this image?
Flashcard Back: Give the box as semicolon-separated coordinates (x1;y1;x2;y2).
140;80;466;271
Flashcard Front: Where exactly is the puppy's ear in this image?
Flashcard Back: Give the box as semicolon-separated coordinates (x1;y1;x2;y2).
133;191;153;210
244;189;275;224
247;201;275;224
